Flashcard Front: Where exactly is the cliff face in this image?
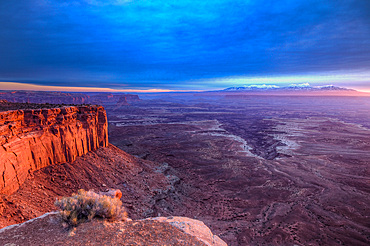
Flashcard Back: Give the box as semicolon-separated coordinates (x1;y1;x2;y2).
0;106;108;195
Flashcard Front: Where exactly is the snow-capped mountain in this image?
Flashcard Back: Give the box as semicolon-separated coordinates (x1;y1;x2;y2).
224;84;280;91
224;83;352;91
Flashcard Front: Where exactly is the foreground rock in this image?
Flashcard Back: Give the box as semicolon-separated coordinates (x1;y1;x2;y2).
0;91;90;104
148;217;227;246
0;213;227;245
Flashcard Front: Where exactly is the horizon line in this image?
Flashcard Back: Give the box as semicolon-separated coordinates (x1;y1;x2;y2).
0;82;202;93
1;81;370;93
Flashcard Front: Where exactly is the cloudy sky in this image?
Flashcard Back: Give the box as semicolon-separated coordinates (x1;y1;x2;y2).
0;0;369;91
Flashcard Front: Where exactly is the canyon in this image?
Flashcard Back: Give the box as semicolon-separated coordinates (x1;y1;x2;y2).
0;92;370;245
108;93;370;245
0;100;226;245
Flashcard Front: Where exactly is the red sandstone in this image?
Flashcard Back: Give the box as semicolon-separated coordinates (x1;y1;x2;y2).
0;105;108;195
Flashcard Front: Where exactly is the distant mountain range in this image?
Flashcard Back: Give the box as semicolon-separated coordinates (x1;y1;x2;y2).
223;83;354;91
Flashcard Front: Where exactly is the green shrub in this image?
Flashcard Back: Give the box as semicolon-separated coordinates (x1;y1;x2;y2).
55;189;128;226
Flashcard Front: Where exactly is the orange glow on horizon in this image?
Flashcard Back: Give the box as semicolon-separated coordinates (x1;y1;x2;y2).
355;88;370;93
0;82;201;93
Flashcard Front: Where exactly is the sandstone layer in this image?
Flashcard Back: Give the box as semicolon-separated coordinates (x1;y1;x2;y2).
0;105;108;195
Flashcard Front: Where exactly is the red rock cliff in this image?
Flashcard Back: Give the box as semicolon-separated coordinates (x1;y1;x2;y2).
0;106;108;195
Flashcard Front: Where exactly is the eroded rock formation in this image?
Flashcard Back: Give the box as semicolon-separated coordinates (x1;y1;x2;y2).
0;105;108;195
89;93;140;104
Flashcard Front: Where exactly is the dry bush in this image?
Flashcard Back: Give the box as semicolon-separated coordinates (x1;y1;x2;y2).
55;189;128;226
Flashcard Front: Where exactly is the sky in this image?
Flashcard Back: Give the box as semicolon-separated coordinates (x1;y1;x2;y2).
0;0;369;92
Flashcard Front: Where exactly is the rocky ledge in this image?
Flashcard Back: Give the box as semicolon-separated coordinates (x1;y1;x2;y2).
0;213;227;246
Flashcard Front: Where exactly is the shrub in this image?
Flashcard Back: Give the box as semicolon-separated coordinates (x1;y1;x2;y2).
55;189;128;226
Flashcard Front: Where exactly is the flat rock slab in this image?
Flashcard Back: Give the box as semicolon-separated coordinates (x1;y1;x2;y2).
0;213;219;246
148;216;227;246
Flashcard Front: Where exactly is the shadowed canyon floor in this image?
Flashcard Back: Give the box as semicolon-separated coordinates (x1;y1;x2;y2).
108;94;370;245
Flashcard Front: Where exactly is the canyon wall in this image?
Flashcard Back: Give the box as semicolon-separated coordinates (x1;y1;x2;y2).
0;91;141;105
0;91;90;104
0;106;108;195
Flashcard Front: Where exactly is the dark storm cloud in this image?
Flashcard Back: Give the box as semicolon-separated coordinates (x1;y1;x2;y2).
0;0;369;89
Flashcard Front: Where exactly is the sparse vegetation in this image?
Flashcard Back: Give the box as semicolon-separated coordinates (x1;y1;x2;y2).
54;189;128;226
